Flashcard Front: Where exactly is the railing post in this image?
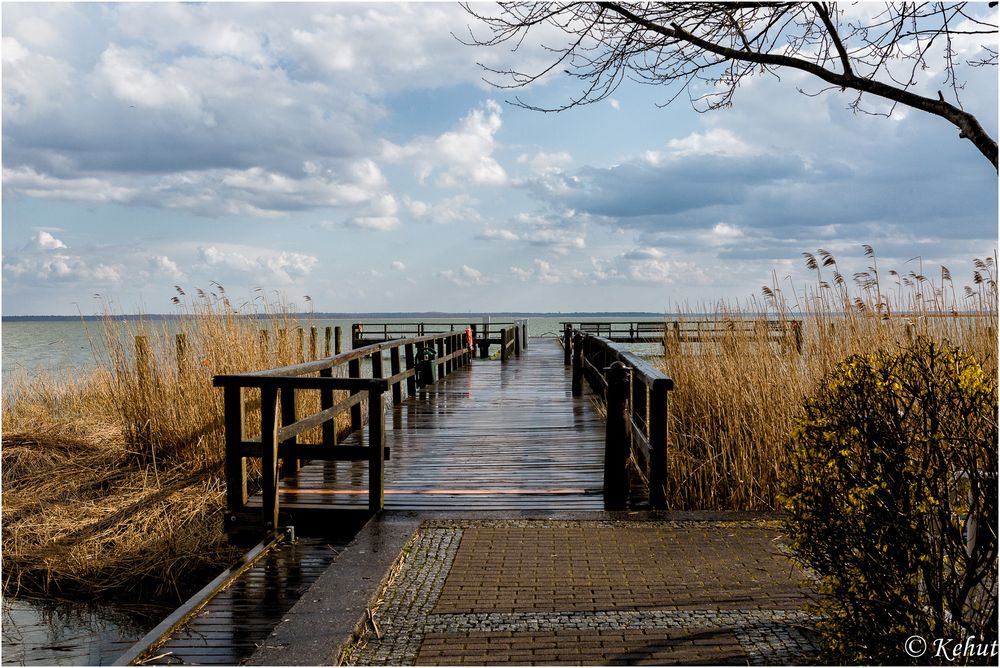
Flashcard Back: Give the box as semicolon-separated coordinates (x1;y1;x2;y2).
320;367;336;445
604;361;630;511
368;387;385;513
572;332;583;397
563;324;572;365
649;378;670;509
436;337;446;377
351;323;362;349
445;335;453;375
349;358;362;431
522;320;528;349
260;386;280;534
390;346;402;405
224;385;248;532
279;386;299;476
480;323;490;359
134;335;151;387
404;343;416;396
514;322;522;356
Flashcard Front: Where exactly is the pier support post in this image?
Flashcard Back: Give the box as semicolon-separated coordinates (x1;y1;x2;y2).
335;326;343;354
603;361;630;511
649;379;670;509
404;343;416;396
572;332;583;397
260;387;280;534
563;325;572;365
324;327;332;357
368;388;385;513
224;386;248;531
390;347;402;405
321;367;336;445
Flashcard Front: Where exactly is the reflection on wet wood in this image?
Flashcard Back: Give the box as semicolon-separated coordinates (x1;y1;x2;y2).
256;339;605;517
143;538;345;666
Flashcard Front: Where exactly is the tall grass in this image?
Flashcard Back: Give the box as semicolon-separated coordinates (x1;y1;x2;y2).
659;250;997;511
2;287;338;603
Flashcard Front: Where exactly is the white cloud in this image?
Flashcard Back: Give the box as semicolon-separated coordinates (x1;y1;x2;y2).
3;252;121;283
96;44;212;123
516;150;573;175
382;101;507;187
404;194;482;225
199;245;318;284
480;228;521;242
30;230;67;250
3;167;135;203
439;264;490;286
390;260;406;271
509;258;565;284
151;255;184;279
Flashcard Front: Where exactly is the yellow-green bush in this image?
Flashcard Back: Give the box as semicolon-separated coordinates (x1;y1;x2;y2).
783;339;997;664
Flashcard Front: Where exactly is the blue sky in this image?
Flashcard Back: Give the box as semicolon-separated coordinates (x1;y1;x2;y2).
2;3;997;316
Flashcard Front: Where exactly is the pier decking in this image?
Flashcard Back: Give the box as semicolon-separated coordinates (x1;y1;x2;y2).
262;338;605;516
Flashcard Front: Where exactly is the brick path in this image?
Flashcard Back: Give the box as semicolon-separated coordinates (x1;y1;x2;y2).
345;519;817;666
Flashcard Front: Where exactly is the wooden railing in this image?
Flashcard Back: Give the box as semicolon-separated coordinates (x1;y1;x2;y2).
213;331;471;540
566;329;674;510
561;318;802;353
353;319;529;358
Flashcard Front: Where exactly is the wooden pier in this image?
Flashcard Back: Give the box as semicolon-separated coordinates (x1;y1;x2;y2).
271;339;605;516
121;323;683;665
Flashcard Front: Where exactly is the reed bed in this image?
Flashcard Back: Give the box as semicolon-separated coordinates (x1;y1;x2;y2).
659;250;997;511
2;288;349;603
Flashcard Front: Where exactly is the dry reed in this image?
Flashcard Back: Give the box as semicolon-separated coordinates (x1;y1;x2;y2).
2;287;347;604
658;250;997;510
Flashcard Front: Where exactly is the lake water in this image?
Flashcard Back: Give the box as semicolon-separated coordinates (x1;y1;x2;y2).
1;314;669;377
0;312;667;665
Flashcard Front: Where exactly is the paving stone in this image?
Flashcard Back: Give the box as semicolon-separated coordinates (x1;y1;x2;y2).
345;519;818;666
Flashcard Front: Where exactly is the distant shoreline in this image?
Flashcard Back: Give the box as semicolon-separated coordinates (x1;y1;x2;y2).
2;312;666;322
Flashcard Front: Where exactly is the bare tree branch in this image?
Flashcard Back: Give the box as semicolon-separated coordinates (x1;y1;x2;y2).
463;2;998;170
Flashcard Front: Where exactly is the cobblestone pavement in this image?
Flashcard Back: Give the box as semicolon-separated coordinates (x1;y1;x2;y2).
345;519;817;666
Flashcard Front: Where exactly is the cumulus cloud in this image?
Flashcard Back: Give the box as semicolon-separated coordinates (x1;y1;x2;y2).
151;255;184;279
404;194;483;225
508;258;567;284
29;230;67;250
3;252;121;283
199;245;318;284
382;101;507;187
439;264;490;286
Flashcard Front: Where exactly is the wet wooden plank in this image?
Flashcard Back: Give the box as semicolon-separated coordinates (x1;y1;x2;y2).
143;538;346;666
263;339;606;516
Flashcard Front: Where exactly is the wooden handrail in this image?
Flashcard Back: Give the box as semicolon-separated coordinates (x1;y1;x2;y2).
214;330;472;542
568;330;674;510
